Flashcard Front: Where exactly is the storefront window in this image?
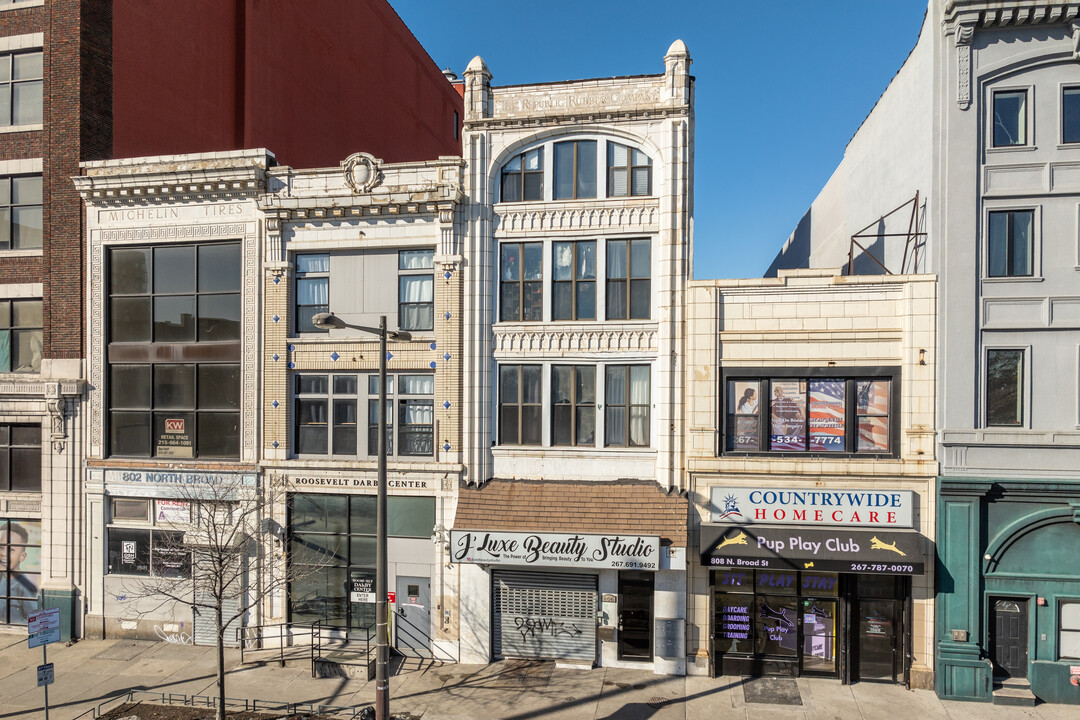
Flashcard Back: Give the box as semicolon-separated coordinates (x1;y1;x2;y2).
105;498;191;578
0;518;39;624
287;493;435;625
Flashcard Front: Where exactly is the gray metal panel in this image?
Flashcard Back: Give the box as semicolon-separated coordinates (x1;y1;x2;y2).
193;553;242;648
492;570;596;662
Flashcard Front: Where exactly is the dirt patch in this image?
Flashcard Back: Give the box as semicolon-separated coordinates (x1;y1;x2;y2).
98;701;338;720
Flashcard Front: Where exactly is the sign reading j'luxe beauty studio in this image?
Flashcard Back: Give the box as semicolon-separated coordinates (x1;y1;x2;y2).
450;530;660;571
710;486;914;528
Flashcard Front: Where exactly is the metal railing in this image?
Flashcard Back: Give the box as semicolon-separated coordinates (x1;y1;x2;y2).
310;616;376;678
71;689;371;720
236;621;316;667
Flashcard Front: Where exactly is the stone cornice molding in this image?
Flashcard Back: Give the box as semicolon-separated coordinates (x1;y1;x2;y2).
493;325;658;356
464;106;688;132
271;198;459;223
494;201;659;236
73;168;267;205
944;2;1080;29
0;379;84;396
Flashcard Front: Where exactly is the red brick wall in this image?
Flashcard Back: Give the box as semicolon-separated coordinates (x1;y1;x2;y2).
112;0;463;169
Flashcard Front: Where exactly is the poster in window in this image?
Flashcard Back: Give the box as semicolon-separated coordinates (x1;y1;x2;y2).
108;529;150;575
754;595;798;656
728;381;760;451
155;414;194;458
856;380;890;452
0;519;41;573
715;593;753;653
155;500;190;524
151;531;191;579
769;380;806;451
1;519;41;623
809;380;845;452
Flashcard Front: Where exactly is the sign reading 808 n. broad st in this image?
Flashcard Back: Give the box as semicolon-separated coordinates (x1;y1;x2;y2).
710;486;914;528
449;530;660;571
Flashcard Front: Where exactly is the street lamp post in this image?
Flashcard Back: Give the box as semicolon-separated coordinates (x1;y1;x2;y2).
311;312;410;720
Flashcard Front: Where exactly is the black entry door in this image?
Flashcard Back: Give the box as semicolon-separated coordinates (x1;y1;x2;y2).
855;598;900;682
990;597;1028;679
618;571;653;660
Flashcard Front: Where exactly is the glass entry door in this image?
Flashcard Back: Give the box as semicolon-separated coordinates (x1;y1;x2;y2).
801;598;837;675
856;598;900;682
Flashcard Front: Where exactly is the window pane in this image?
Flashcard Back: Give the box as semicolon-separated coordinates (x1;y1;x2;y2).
154;296;196;342
292;494;348;534
630;239;650;278
629;278;650;319
0;207;9;248
553;283;572;320
553;243;572;281
728;415;759;451
606;365;626;405
10;447;40;491
1063;603;1080;630
112;498;150;521
575;140;597;198
154;246;196;293
152;531;191;579
608;240;627;279
154;364;195;409
107;528;150;576
856;380;890;416
399;249;434;270
857;416;890;453
606;406;626;446
11;205;39;249
297;277;328;305
988;212;1008;277
350;536;376;565
367;375;393;395
578;242;596;280
993;90;1026;146
399;275;432;302
12;300;40;328
0;329;10;372
576;406;595;445
577;281;596;320
12;329;40;372
11;424;38;446
388;496;435;537
987;349;1023;426
631;166;651;196
500;366;519;402
13;52;41;80
296;254;329;273
521;406;541;445
610;142;628;167
110;365;151;408
198;294;241;341
291;533;347;566
552;405;571;445
334;375;357;394
630;366;650;404
110;411;151;456
1062;630;1080;660
333;400;357;455
197;412;239;458
522;282;543;321
1010;211;1032;276
552;366;571;405
197;365;240;410
500;244;519;281
400;375;433;394
755;594;798;656
809;380;845;452
12;80;41;125
554;141;575;199
198;243;241;292
110;248;151;295
499;405;519;445
298;375;328;395
523;171;542;201
770;380;806;451
523;243;542;281
154;411;194;458
110;297;151;342
350;495;376;534
607;280;627;320
521;365;542;404
525;148;542;171
1065;88;1080;144
629;406;649;446
501;172;521;203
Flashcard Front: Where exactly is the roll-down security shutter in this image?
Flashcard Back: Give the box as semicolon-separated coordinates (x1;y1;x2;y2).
192;552;243;648
493;570;597;662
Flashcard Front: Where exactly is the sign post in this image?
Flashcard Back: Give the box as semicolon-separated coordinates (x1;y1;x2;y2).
28;607;61;720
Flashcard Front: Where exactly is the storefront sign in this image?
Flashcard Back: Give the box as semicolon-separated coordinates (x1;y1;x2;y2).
155;500;190;524
450;530;660;571
349;575;376;603
288;475;432;490
104;470;257;498
701;525;924;575
710;487;914;528
155;417;194;458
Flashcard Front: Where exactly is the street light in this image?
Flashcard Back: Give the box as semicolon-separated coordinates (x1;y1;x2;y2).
311;312;410;720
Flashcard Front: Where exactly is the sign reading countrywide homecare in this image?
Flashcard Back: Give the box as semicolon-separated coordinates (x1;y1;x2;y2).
710;487;913;528
449;530;660;571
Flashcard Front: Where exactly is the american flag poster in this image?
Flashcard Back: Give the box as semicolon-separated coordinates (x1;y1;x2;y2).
809;380;846;452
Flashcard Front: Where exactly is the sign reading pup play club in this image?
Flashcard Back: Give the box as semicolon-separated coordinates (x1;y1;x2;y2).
710;487;914;528
450;530;660;571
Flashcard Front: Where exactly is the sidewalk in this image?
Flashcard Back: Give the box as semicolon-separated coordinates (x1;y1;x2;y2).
0;635;1076;720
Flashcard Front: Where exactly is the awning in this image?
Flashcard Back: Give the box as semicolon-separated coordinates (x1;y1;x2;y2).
700;524;926;575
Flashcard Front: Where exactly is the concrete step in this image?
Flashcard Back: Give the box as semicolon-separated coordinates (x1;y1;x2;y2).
992;678;1037;706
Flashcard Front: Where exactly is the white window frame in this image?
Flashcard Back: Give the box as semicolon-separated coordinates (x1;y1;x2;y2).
988;84;1034;151
495;360;654;449
983;204;1041;281
982;345;1030;429
0;158;41;257
1060;599;1080;660
497;137;654;203
495;236;654;324
1061;82;1080;147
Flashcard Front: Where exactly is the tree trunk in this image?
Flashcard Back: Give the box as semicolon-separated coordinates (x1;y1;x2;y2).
217;602;226;720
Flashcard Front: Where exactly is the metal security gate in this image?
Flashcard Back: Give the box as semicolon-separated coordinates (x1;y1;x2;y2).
193;553;243;648
492;570;597;662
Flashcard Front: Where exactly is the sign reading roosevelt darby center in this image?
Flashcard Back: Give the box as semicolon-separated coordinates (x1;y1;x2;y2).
710;487;914;528
701;525;925;575
450;530;660;571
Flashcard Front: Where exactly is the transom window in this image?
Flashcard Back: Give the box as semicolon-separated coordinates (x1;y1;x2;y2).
608;143;652;197
725;375;894;455
0;299;41;372
294;373;434;457
993;89;1027;147
0;174;41;249
0;50;42;127
987;210;1032;278
499;139;653;202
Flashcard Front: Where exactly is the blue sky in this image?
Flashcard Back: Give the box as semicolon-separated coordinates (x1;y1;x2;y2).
390;0;928;279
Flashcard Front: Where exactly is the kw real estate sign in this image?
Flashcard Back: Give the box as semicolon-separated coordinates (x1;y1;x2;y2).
450;530;660;571
710;486;914;528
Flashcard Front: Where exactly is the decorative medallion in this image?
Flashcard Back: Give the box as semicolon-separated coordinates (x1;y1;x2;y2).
342;152;382;193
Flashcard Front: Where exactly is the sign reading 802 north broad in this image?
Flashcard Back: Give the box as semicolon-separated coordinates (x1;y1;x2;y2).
449;530;660;571
710;486;913;528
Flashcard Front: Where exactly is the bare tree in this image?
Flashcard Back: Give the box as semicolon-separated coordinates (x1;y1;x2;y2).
118;474;310;720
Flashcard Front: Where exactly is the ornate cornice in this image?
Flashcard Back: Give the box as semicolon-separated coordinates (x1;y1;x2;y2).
494;201;659;236
945;2;1080;30
493;325;658;356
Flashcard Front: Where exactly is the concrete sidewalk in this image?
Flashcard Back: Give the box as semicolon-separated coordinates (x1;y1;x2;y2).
0;635;1076;720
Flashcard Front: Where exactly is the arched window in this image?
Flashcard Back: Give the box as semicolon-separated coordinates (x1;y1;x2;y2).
608;142;652;197
500;148;543;202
